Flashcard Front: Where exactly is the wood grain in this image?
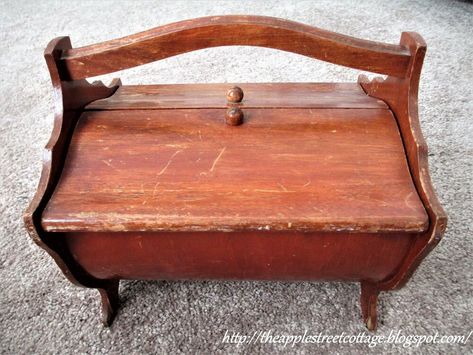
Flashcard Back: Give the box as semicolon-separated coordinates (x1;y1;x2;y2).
64;231;416;282
41;107;428;233
358;32;447;291
24;18;447;329
60;16;412;80
86;83;388;110
23;36;121;289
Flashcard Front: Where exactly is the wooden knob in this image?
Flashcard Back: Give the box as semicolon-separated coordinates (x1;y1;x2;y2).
225;107;244;126
226;86;244;103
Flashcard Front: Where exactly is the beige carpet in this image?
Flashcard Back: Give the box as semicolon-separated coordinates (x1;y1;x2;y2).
1;0;472;353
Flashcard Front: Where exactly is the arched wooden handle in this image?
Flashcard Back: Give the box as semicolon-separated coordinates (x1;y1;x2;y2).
58;15;414;80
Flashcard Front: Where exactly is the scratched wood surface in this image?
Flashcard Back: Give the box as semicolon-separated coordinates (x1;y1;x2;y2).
358;33;447;293
60;15;411;80
86;83;388;110
26;16;447;329
42;87;428;233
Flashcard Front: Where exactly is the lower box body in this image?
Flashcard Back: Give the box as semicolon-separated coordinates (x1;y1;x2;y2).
65;231;415;282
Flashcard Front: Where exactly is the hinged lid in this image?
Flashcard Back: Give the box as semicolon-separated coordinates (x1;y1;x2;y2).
41;83;428;233
86;83;388;110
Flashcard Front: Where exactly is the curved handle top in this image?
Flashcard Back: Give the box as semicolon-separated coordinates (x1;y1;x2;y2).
57;15;417;80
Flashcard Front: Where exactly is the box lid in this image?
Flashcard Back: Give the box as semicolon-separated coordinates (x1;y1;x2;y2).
41;83;428;233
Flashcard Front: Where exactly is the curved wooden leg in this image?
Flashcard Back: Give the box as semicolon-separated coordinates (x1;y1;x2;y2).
360;281;380;331
98;280;120;326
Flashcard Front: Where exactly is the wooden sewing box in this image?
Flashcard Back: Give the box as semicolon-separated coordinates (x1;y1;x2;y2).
24;16;447;330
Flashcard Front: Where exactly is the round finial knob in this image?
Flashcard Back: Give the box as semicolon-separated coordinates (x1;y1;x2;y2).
226;86;244;103
225;107;244;126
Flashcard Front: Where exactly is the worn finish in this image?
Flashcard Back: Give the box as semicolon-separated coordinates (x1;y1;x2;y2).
360;282;380;331
86;83;388;110
25;16;446;330
358;32;447;291
42;106;427;233
22;37;121;290
60;16;412;80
